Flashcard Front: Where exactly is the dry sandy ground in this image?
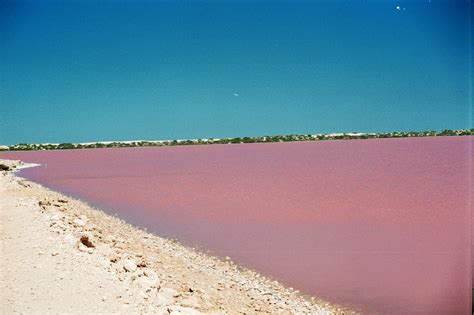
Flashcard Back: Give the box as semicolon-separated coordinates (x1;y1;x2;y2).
0;160;354;314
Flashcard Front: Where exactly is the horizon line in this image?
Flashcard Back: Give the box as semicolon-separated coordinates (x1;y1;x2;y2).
2;128;472;149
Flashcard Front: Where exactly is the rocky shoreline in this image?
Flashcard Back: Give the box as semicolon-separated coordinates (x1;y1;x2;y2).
0;159;355;314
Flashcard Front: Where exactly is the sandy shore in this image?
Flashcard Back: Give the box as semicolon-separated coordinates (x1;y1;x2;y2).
0;159;354;314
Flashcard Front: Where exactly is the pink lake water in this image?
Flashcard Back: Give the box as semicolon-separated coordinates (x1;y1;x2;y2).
2;136;472;314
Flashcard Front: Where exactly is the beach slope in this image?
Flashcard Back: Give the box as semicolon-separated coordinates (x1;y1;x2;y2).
0;160;350;314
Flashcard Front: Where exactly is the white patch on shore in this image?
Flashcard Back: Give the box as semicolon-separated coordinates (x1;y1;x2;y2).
17;163;41;170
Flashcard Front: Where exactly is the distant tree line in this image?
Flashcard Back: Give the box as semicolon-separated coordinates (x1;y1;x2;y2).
3;129;473;151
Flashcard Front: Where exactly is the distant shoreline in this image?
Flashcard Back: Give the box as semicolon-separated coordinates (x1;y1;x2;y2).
2;128;472;152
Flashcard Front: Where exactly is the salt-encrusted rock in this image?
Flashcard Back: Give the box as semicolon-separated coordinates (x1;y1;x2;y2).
50;214;60;221
73;218;86;227
123;259;137;272
135;271;161;291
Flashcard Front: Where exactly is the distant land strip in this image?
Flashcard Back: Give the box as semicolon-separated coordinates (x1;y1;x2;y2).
2;129;473;151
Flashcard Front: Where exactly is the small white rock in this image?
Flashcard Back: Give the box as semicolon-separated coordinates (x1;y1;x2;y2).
123;259;137;272
73;218;86;226
50;214;60;221
137;274;160;290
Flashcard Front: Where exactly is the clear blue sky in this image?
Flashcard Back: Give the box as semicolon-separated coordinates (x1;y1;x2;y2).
0;0;471;145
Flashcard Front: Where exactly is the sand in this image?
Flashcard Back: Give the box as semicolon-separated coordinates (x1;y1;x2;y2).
0;159;353;314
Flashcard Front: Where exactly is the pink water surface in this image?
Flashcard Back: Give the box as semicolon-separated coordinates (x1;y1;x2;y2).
2;136;472;314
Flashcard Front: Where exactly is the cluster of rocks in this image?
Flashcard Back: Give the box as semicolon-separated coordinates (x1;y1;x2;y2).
35;196;221;314
0;159;23;172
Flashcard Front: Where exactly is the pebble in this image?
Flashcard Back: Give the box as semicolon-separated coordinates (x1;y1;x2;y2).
123;259;137;272
73;219;86;227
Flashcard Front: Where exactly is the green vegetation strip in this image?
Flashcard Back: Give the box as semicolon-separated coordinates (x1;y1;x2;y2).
3;129;473;151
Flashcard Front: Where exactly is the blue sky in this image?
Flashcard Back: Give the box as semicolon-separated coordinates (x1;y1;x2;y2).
0;0;471;144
